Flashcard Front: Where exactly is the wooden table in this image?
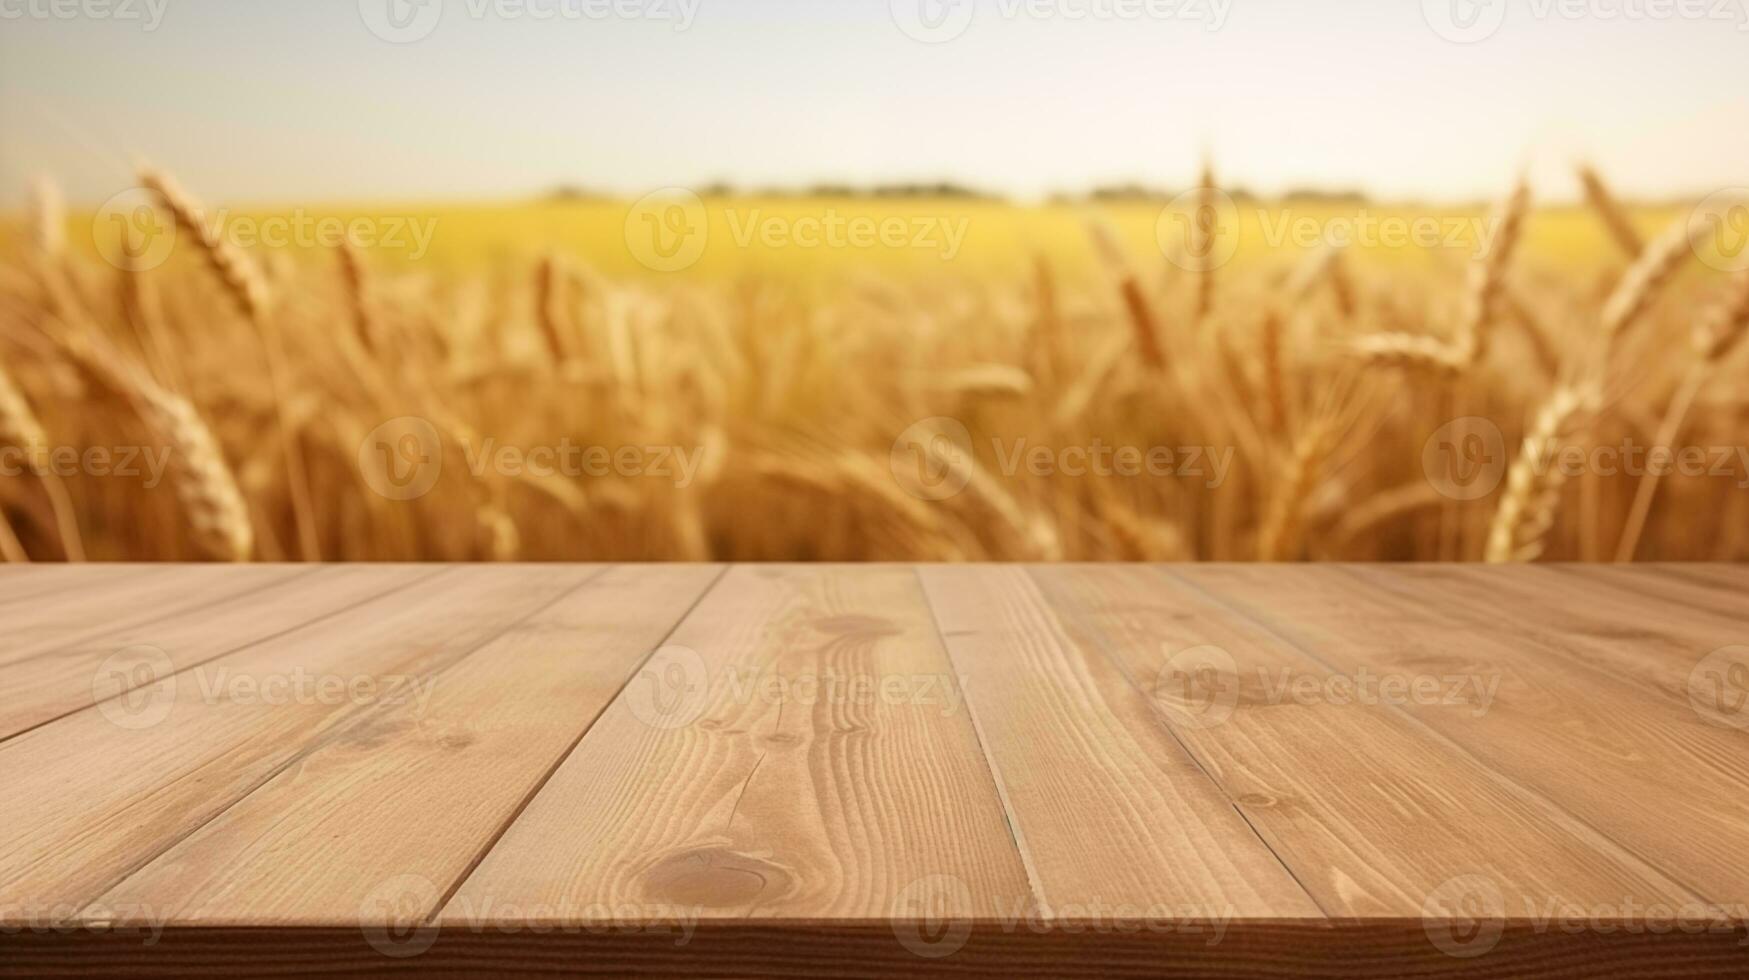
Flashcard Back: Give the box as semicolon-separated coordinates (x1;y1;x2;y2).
1;564;1746;977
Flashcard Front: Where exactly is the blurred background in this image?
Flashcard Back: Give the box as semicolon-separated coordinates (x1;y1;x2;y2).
0;0;1746;562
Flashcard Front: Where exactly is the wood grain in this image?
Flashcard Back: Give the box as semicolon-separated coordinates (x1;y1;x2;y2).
1;565;307;667
917;564;1321;920
0;565;595;913
90;565;722;925
0;565;428;741
445;565;1033;923
1032;564;1699;917
2;564;1745;979
1252;563;1749;905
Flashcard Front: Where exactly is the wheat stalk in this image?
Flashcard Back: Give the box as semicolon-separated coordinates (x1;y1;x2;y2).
31;178;64;257
1352;331;1468;375
140;165;317;559
1193;160;1218;322
1088;220;1165;370
534;253;573;364
1456;180;1530;362
1600;215;1709;343
60;329;254;561
1485;385;1597;563
338;242;378;355
1615;269;1749;560
1578;165;1644;259
138;167;271;321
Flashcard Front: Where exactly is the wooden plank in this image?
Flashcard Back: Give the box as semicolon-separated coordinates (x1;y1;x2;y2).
0;565;143;610
1167;564;1749;907
1552;564;1744;621
0;565;308;667
89;565;722;925
1028;565;1698;918
0;565;429;741
1384;564;1742;712
0;565;599;916
444;565;1032;925
916;564;1321;921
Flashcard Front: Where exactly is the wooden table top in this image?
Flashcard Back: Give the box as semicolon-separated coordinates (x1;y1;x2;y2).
1;564;1746;977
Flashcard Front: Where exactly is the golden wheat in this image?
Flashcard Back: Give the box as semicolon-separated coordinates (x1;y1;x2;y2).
0;165;1743;562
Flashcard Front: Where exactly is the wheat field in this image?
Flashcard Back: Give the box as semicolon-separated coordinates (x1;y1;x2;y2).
0;166;1745;563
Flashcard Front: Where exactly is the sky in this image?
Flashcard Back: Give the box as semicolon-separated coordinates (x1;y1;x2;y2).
2;0;1747;207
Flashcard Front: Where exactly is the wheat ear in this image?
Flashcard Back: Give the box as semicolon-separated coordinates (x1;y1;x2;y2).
1614;269;1749;560
1352;332;1468;375
1457;180;1530;362
140;165;317;559
1578;165;1644;259
138;167;271;321
1193;160;1218;322
61;330;254;561
31;178;64;257
1600;215;1709;343
338;242;378;354
1485;385;1597;563
1088;220;1165;370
